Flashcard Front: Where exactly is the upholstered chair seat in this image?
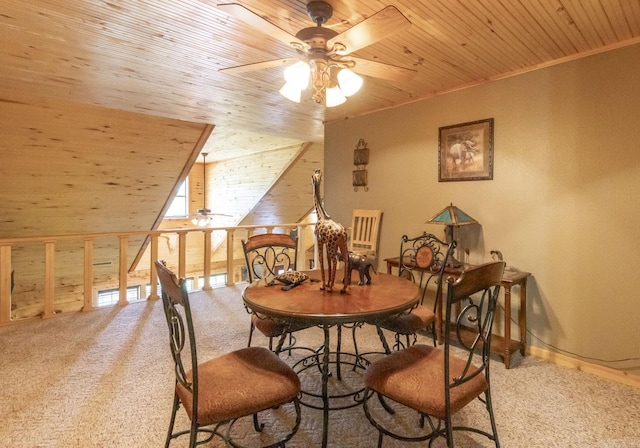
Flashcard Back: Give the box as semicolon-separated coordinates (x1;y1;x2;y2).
251;314;309;338
176;346;301;426
364;344;486;420
378;305;435;335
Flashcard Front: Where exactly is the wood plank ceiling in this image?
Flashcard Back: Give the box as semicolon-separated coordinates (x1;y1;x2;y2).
1;0;639;318
2;0;639;161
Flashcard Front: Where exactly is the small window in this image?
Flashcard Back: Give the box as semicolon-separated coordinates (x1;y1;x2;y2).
165;180;188;217
199;274;227;288
97;286;141;307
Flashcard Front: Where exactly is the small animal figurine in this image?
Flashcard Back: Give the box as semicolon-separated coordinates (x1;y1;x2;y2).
311;169;349;293
340;251;376;285
348;252;377;285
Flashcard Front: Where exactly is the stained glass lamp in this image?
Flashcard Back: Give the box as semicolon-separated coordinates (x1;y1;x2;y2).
426;203;478;267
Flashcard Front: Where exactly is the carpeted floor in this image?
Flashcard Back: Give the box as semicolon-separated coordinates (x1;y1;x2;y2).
1;285;640;447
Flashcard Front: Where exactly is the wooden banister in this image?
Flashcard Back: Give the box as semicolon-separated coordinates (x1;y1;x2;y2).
0;223;317;324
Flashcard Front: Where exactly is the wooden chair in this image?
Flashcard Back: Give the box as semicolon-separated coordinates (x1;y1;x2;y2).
348;208;382;261
376;232;455;352
242;233;312;352
155;260;301;448
346;209;383;358
363;261;506;447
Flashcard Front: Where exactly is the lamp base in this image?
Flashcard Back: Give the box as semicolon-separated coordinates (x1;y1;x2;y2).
446;255;464;269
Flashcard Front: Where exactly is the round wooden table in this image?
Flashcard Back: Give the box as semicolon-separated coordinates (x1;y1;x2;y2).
242;271;420;448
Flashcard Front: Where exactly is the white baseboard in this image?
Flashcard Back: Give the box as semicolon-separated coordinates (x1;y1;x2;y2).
528;346;640;389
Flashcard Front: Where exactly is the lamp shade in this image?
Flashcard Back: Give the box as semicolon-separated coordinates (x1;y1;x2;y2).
325;85;346;107
191;213;213;227
337;68;363;96
283;61;310;90
427;203;478;226
279;82;302;103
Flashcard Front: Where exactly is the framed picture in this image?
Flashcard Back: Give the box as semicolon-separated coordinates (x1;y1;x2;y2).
352;169;368;187
353;147;369;166
438;118;494;182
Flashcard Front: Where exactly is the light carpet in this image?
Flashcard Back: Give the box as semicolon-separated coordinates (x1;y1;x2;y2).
1;285;640;447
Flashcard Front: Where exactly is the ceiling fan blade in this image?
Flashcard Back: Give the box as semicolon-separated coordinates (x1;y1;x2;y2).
219;58;298;75
217;3;310;51
350;57;417;82
328;5;411;55
189;212;233;218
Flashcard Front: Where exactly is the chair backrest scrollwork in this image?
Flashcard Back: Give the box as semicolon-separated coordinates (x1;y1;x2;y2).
398;232;455;307
242;233;298;283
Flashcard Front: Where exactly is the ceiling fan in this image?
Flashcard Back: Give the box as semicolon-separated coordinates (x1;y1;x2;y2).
189;152;232;226
217;1;417;106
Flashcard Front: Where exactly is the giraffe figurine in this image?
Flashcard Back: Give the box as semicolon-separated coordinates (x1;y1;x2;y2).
311;169;349;293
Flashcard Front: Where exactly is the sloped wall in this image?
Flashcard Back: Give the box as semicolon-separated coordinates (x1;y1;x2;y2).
0;96;209;318
150;142;324;283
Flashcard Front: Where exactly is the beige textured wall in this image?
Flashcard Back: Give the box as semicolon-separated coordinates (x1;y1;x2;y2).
324;43;640;375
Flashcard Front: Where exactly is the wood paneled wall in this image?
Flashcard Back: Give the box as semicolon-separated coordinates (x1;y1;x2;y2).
0;95;210;318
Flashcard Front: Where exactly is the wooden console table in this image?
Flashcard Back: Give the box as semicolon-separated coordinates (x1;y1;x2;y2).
385;257;530;368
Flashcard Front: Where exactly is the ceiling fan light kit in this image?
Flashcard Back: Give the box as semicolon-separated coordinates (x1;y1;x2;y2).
218;1;416;107
279;58;362;107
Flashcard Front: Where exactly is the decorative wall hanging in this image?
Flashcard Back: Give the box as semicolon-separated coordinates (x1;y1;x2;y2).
352;139;369;191
438;118;494;182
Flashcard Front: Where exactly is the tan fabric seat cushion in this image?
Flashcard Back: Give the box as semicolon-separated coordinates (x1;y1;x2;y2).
176;347;301;426
364;344;487;420
378;305;435;334
252;314;310;337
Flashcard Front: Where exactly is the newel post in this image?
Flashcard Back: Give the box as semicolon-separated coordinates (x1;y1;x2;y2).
83;238;94;311
202;229;212;290
0;244;12;323
118;235;128;306
178;231;188;279
226;228;235;286
43;239;56;318
148;234;159;300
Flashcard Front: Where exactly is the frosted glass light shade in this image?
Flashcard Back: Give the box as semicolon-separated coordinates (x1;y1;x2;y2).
337;68;363;96
283;61;310;90
191;216;212;227
325;85;346;107
279;82;302;103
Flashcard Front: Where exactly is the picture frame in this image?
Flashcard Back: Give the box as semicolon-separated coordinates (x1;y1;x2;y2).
353;147;369;166
438;118;494;182
352;169;367;187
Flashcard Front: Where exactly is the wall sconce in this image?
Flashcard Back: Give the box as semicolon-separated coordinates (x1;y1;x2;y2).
353;139;369;192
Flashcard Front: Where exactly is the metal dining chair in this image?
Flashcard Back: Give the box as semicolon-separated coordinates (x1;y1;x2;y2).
155;260;302;448
242;233;314;353
363;261;506;447
376;232;455;352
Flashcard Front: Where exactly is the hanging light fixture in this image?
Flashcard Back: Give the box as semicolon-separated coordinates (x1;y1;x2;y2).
279;57;362;107
191;152;213;227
